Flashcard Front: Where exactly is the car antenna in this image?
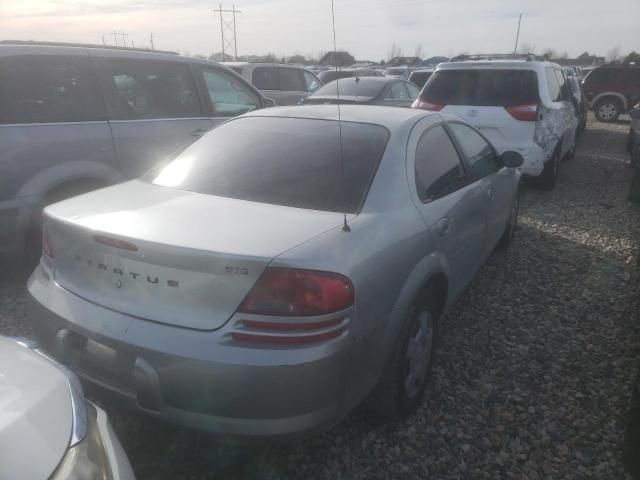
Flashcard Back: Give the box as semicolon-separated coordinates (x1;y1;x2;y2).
331;0;351;232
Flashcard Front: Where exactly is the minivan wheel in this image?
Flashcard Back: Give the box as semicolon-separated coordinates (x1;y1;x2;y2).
497;193;519;250
538;149;559;190
367;293;437;419
595;98;621;123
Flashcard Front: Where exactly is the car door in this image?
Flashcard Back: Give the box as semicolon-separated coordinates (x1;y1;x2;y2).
408;121;490;299
383;81;413;107
553;68;578;155
191;64;262;128
251;66;281;104
447;122;512;257
93;54;213;178
277;67;308;105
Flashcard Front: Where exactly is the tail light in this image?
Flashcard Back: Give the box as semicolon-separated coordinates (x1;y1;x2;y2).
42;226;54;259
238;267;354;317
412;98;444;111
505;104;538;121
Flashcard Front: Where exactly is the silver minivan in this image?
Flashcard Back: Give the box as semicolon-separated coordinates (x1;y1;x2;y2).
0;41;267;262
225;63;322;105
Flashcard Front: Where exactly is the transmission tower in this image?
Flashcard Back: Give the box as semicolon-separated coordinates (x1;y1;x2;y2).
213;4;241;61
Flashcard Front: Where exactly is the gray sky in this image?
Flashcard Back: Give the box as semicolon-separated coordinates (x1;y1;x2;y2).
2;0;638;60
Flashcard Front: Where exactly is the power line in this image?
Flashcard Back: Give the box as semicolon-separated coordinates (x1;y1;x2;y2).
213;4;241;61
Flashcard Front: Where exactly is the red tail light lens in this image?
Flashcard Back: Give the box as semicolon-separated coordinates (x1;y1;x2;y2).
238;268;354;316
412;98;444;111
42;226;54;259
505;104;538;121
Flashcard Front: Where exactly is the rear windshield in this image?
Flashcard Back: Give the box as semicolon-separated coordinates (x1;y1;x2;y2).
145;117;389;213
312;79;385;98
421;69;539;106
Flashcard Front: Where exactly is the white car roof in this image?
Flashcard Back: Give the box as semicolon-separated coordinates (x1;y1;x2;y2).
436;59;558;71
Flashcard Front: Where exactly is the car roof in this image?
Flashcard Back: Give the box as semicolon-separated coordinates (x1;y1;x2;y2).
436;59;557;71
245;105;435;130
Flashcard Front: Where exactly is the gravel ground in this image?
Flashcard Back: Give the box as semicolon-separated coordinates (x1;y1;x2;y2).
1;114;640;479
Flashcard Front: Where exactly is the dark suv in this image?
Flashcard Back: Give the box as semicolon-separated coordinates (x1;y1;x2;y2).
582;64;640;122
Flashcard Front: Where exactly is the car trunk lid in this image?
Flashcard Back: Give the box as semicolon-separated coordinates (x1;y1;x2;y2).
45;181;344;330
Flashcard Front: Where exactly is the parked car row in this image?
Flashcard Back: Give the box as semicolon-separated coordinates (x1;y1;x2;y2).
582;63;640;122
2;44;584;477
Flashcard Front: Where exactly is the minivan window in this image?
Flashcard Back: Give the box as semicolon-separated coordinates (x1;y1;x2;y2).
0;55;104;124
146;117;389;213
303;71;321;92
421;69;538;107
198;68;260;117
252;66;278;90
415;125;466;202
279;68;305;91
103;58;202;120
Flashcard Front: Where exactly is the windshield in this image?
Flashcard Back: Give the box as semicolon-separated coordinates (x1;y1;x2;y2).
312;78;385;98
421;69;539;106
145;117;389;213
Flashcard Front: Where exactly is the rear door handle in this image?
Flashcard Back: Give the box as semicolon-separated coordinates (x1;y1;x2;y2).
191;128;207;138
436;218;450;237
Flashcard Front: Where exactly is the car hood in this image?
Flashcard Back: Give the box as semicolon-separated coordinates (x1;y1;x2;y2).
0;337;73;479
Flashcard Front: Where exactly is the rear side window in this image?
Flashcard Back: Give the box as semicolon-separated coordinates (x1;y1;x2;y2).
553;69;570;101
405;82;420;99
303;71;321;92
252;66;278;90
421;69;538;107
414;125;466;202
146;117;389;213
278;68;305;91
0;55;104;124
197;67;260;117
545;68;561;101
386;82;409;100
103;58;202;120
409;71;432;89
449;123;500;179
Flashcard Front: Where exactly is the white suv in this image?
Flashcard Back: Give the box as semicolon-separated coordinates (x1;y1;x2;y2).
413;55;579;189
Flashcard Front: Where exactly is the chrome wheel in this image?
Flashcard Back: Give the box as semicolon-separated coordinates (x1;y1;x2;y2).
598;103;618;121
403;311;434;399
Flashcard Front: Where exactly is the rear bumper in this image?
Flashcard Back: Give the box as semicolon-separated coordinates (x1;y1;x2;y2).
519;144;546;177
27;265;360;442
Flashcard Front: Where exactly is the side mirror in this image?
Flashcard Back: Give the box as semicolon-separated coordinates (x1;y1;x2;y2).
631;106;640;119
263;97;276;108
500;151;524;168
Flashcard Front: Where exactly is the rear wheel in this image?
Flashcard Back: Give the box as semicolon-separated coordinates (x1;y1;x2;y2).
24;180;106;267
538;149;560;190
367;292;437;419
497;193;519;250
594;98;621;123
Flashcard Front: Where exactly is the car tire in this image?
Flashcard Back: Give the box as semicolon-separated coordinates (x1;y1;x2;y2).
594;98;621;123
497;192;519;250
565;132;578;161
24;180;106;268
538;148;560;190
366;291;437;419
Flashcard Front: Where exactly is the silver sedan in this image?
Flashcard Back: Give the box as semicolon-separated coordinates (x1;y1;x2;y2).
27;105;522;441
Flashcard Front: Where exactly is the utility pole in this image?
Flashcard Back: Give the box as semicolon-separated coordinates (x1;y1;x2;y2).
102;35;106;46
111;30;119;46
120;31;129;48
513;14;523;53
213;4;241;61
150;33;155;50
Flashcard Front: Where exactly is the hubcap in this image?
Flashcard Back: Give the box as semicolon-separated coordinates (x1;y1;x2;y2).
599;103;617;120
404;311;433;399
